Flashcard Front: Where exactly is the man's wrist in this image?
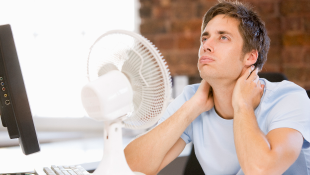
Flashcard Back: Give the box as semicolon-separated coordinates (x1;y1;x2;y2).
233;103;254;116
186;98;205;119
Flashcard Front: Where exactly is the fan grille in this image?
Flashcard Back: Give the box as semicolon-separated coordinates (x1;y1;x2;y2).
87;30;172;129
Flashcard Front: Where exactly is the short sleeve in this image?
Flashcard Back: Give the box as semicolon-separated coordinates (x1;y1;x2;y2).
156;85;197;144
267;91;310;148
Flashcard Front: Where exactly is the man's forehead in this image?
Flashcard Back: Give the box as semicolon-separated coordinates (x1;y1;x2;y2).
203;14;240;35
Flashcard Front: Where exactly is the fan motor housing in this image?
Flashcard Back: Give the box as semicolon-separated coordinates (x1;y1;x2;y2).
81;70;133;121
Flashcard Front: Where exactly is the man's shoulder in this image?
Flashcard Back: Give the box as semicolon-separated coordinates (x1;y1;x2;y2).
262;79;307;101
181;83;200;98
185;83;200;92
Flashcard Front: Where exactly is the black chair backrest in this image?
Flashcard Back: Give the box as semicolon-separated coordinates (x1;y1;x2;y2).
183;145;204;175
258;72;288;82
306;90;310;99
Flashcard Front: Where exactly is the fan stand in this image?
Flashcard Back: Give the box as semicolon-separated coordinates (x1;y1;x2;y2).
92;120;145;175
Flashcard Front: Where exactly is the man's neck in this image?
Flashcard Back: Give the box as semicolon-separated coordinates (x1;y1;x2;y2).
210;80;236;120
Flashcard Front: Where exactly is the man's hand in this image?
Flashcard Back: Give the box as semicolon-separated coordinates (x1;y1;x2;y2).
232;66;303;174
232;66;264;112
191;79;214;114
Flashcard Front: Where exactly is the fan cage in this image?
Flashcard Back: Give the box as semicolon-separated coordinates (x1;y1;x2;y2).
86;30;172;129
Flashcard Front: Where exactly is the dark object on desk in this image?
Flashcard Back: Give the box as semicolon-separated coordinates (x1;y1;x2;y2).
183;72;289;175
156;156;189;175
258;72;288;82
0;24;40;155
183;145;204;175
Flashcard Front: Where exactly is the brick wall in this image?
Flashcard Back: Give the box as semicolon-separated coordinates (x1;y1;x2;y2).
139;0;310;88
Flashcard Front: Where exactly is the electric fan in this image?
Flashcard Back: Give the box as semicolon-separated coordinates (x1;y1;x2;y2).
81;30;172;175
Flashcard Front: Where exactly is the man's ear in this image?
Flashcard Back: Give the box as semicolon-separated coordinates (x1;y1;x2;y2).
244;50;258;67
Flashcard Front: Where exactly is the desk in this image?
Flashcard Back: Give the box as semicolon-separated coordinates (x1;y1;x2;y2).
0;136;192;174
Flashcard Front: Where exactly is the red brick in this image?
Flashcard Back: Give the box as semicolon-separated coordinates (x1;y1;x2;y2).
304;83;310;90
140;20;167;35
198;0;218;3
304;17;310;33
171;0;199;2
303;48;310;65
171;19;202;33
293;81;305;88
171;3;197;19
143;34;156;44
246;0;280;2
269;34;282;47
283;66;306;82
176;34;200;49
266;47;281;65
196;2;218;18
305;68;310;82
282;47;303;66
280;0;310;15
283;34;310;46
264;17;281;34
139;0;152;7
281;17;303;32
169;64;199;76
164;51;199;76
252;2;276;17
260;63;281;73
140;6;152;18
155;35;176;50
153;6;171;19
159;0;170;7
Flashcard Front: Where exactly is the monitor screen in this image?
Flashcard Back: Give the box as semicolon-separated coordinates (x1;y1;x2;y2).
0;24;40;155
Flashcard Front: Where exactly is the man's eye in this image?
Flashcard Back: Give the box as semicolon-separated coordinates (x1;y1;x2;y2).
221;36;228;40
202;37;207;42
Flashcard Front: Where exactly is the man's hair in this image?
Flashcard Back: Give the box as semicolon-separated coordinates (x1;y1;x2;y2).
201;0;270;70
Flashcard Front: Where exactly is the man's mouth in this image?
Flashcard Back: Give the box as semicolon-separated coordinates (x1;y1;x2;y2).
199;56;215;64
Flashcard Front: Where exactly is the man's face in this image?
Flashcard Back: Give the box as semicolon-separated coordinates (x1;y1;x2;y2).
198;14;246;82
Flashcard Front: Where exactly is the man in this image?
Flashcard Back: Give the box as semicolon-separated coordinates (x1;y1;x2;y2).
125;1;310;174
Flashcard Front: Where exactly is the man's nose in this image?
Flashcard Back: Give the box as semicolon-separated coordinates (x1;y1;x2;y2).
202;38;214;53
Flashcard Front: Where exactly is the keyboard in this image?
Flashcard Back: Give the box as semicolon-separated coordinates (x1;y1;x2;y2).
36;165;145;175
42;165;90;175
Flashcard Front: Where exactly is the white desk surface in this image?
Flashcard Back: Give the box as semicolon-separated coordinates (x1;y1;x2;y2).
0;136;192;174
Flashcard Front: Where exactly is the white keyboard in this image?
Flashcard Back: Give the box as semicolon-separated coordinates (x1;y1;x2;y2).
42;165;91;175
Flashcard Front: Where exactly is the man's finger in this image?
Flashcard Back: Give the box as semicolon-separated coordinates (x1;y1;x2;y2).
253;76;259;85
242;65;255;80
247;68;258;81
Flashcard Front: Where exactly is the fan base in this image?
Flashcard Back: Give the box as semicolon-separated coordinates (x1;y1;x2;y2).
92;121;144;175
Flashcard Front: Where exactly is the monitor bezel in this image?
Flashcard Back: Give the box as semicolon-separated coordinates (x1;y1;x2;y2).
0;24;40;155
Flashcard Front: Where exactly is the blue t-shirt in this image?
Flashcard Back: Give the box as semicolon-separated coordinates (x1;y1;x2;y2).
158;79;310;174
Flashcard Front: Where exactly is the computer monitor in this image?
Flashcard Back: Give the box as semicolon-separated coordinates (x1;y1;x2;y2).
0;24;40;155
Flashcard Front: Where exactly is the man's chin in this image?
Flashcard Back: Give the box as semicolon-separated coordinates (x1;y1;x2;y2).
199;70;215;79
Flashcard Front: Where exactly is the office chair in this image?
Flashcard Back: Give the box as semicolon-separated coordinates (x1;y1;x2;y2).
306;90;310;99
258;72;288;82
183;72;288;175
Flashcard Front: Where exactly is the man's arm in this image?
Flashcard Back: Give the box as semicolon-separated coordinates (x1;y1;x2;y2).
124;100;198;175
234;108;303;174
155;138;187;174
125;80;213;175
232;67;303;174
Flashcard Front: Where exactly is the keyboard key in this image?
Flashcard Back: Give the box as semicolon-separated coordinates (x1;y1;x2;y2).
42;164;90;175
43;167;57;175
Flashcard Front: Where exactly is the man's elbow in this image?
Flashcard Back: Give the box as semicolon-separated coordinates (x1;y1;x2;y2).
242;162;281;175
125;150;157;175
243;166;269;175
242;157;276;175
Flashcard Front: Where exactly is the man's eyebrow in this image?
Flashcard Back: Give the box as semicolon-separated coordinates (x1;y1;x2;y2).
201;31;209;37
217;30;232;35
201;30;233;37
